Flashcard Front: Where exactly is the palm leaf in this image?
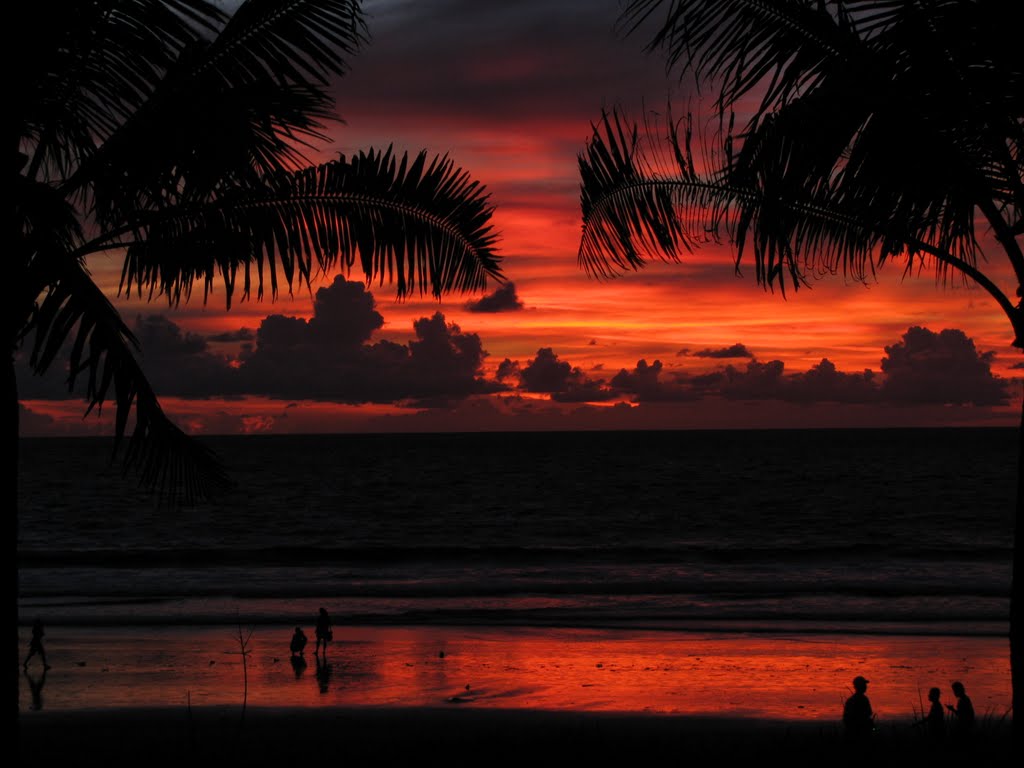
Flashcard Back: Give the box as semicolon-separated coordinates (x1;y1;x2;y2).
61;1;369;213
579;108;741;278
111;147;503;306
27;258;231;504
18;1;223;183
79;73;337;229
619;0;861;113
199;0;368;86
581;109;993;289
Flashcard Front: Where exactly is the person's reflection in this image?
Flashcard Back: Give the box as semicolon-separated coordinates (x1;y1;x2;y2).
290;654;308;680
24;666;48;710
315;654;331;694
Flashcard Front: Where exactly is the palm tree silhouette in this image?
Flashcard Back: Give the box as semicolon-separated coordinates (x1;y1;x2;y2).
577;0;1021;742
12;1;502;502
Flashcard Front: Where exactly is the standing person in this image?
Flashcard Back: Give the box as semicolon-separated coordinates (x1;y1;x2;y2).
842;675;874;745
314;607;332;656
946;681;975;744
919;687;946;742
22;618;51;670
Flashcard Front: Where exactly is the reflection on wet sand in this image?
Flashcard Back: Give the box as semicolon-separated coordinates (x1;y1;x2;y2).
17;625;1011;723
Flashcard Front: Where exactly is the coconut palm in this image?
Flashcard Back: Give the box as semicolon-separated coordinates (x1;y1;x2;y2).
12;0;502;502
578;0;1021;739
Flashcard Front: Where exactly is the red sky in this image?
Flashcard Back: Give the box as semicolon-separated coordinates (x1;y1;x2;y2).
18;0;1022;436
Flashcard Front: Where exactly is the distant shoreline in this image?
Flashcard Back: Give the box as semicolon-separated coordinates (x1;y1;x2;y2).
17;423;1021;441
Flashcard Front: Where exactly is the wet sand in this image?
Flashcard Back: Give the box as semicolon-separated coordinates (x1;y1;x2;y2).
17;624;1013;765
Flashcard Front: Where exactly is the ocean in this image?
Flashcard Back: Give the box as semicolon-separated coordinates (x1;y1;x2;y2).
17;427;1016;638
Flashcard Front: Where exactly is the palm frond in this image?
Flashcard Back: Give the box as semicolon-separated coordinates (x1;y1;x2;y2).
579;108;954;291
580;107;1022;339
61;1;370;212
618;0;861;113
579;108;741;278
79;74;337;229
199;0;369;85
612;2;1024;285
112;147;503;306
18;1;223;183
27;259;231;504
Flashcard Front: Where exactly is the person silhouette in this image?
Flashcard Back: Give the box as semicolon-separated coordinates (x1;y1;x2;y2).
290;626;308;657
23;619;51;671
290;654;308;679
919;686;945;742
23;666;48;711
314;607;332;656
946;681;975;744
315;654;331;694
842;675;874;745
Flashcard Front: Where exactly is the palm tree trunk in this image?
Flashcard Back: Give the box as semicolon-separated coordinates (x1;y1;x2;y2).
1013;388;1023;748
8;353;20;717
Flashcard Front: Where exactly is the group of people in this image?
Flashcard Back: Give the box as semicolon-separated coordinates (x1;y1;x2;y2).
842;675;976;746
289;607;333;658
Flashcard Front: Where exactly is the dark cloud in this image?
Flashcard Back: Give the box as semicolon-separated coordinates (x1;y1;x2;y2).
16;314;234;400
786;359;877;403
610;359;695;402
1009;362;1024;370
15;353;77;400
336;0;679;127
680;328;1005;407
879;326;1009;406
20;275;503;407
133;315;234;398
520;348;615;402
237;277;500;402
689;358;876;403
19;306;1011;422
465;282;524;313
496;358;521;381
692;343;755;359
520;348;573;392
551;379;618;403
403;312;502;400
207;328;254;343
713;359;787;400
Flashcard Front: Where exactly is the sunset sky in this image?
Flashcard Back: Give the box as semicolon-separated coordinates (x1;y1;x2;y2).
18;0;1023;436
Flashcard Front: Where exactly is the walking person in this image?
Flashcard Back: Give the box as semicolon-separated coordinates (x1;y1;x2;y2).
23;618;51;670
314;607;332;656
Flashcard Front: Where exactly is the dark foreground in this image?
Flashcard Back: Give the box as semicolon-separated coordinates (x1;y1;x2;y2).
17;707;1014;767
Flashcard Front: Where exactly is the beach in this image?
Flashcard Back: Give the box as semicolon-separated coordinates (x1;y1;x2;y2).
26;706;1011;767
17;623;1014;765
17;431;1017;764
